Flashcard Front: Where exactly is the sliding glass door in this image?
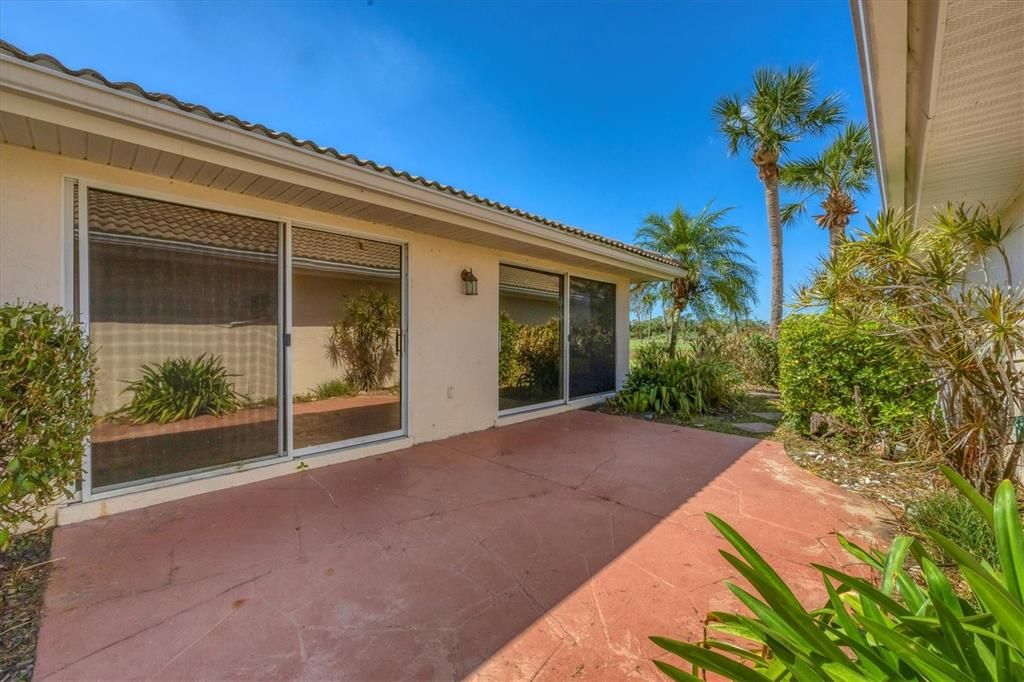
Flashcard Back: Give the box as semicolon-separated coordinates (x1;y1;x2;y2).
76;184;406;496
498;265;565;411
290;226;404;453
569;277;617;398
84;188;283;491
498;266;616;414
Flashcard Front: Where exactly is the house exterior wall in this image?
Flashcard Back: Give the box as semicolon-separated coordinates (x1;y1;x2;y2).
1;143;632;518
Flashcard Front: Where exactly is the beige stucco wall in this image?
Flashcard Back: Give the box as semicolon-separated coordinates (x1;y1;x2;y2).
0;143;631;451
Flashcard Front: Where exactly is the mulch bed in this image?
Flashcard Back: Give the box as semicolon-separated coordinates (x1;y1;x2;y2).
1;529;53;682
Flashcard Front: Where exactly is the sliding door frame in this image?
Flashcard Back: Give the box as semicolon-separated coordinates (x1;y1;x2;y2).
496;263;618;418
68;177;408;501
286;221;409;458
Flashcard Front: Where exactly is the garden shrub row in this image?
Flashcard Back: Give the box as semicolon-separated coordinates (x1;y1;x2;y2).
778;313;934;440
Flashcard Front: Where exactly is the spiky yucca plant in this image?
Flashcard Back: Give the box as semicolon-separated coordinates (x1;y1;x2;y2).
797;205;1023;494
121;354;244;424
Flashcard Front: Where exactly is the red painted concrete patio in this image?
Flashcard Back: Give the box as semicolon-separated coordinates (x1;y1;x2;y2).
35;411;890;680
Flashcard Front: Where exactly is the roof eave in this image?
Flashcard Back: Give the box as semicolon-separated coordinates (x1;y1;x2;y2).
0;51;683;282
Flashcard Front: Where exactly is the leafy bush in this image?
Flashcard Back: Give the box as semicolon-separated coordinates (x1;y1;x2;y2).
743;332;779;387
1;303;94;547
778;313;933;440
498;312;522;387
515;319;562;394
651;466;1024;681
616;343;742;417
296;378;356;403
908;490;1000;568
121;354;244;424
325;289;399;392
798;205;1023;494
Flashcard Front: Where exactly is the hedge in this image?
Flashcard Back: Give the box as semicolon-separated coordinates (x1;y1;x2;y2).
1;303;94;547
778;313;933;438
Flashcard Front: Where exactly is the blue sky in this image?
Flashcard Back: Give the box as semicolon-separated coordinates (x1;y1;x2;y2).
0;0;879;321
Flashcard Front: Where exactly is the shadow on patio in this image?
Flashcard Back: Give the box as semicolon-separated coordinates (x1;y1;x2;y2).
34;410;890;680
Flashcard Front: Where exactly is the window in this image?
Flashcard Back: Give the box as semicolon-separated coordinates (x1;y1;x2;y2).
569;277;617;397
290;226;403;451
73;184;409;495
498;264;564;411
84;188;282;490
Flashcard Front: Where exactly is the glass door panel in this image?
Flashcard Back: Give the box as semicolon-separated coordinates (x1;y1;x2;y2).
290;226;403;451
498;264;564;411
85;188;282;491
569;277;617;398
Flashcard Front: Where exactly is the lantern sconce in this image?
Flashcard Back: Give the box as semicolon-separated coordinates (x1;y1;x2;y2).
460;268;478;296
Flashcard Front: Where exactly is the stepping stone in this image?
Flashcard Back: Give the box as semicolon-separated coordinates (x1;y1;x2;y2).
733;421;777;434
752;411;783;421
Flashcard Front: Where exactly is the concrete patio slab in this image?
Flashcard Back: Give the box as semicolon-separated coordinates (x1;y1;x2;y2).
34;410;890;681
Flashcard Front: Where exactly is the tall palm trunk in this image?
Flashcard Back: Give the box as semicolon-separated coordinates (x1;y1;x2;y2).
667;309;680;357
756;150;784;336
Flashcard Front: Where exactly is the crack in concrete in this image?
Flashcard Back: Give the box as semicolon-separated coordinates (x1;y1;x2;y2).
47;569;272;678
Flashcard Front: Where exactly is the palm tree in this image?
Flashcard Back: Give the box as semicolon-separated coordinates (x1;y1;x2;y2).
779;122;876;254
634;203;757;356
713;66;843;335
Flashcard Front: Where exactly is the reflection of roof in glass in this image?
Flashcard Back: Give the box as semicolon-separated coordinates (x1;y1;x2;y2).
499;264;562;298
87;189;400;271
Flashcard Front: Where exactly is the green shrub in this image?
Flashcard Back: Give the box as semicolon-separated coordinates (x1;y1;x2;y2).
121;354;244;425
310;378;355;400
778;313;933;439
325;289;400;392
651;466;1024;680
616;342;742;417
515;319;562;394
498;312;521;387
1;303;95;548
743;332;779;387
908;490;1001;568
296;378;356;403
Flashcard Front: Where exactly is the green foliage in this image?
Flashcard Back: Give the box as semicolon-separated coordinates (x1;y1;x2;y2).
632;203;757;355
515;319;561;394
616;343;742;417
798;205;1024;494
1;303;94;548
713;66;844;160
498;312;521;387
778;313;933;440
325;289;399;392
121;354;244;425
296;378;355;403
651;466;1024;681
779;122;876;244
743;332;779;387
908;490;1000;568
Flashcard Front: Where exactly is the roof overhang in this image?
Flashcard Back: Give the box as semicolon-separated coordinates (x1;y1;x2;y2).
0;52;684;282
851;0;1024;221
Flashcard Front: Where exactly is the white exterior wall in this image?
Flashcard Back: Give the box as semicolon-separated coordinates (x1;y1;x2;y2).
0;143;632;520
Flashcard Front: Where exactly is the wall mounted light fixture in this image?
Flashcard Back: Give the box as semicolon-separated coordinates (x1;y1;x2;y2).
460;268;478;296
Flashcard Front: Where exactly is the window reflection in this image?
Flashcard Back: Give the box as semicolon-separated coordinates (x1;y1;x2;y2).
498;265;564;410
569;277;617;397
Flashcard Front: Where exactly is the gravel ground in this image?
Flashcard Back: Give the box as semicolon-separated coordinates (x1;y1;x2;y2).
1;529;53;682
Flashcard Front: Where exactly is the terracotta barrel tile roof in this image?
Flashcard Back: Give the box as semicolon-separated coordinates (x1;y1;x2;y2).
0;40;677;270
